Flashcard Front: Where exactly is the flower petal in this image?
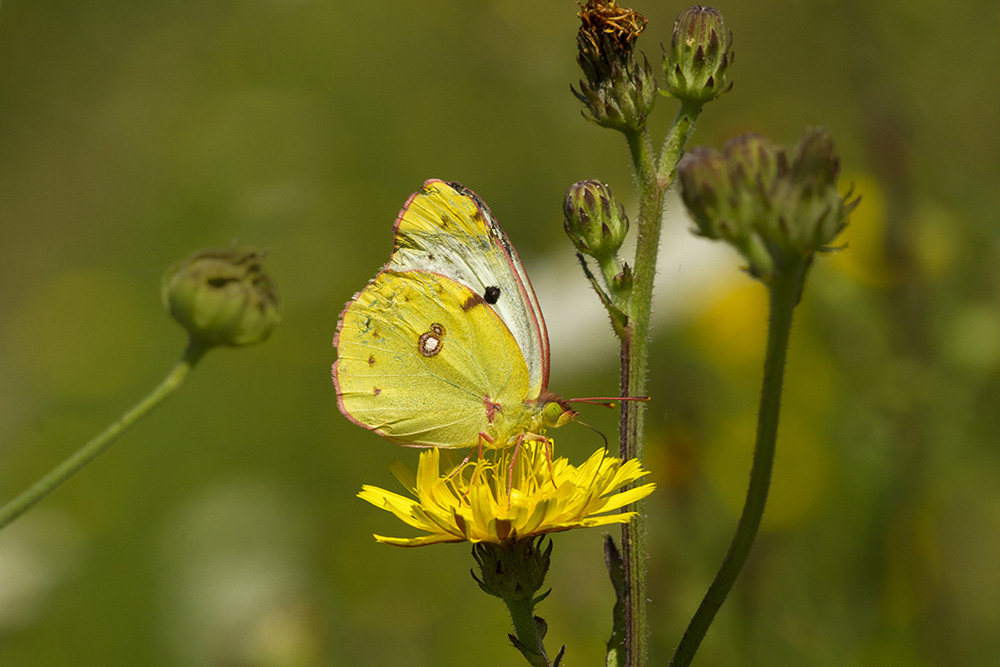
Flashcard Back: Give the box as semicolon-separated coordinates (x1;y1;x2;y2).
359;440;655;546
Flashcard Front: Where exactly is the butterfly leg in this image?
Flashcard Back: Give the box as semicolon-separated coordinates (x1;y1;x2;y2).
477;431;495;460
542;438;558;489
445;449;474;480
456;432;496;503
505;435;526;504
447;431;496;482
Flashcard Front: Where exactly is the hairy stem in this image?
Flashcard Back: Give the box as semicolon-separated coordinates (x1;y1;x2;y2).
668;263;807;666
617;103;702;667
0;340;207;531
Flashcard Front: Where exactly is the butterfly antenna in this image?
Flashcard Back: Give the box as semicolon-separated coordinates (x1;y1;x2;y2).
566;395;651;409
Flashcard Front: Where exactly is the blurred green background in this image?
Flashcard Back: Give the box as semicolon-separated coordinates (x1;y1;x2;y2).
1;1;997;665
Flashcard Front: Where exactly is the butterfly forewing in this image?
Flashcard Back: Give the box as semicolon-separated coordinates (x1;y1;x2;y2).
388;180;550;398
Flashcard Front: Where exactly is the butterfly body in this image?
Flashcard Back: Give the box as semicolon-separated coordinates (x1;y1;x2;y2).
333;180;572;450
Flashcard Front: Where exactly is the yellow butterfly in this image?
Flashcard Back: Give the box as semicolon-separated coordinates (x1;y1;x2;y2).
332;179;575;449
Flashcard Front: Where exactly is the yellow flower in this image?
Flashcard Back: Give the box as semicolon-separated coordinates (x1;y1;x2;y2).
358;440;655;547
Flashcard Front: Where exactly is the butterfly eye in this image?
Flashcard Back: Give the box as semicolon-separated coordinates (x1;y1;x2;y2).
417;324;446;357
541;400;572;427
484;286;501;304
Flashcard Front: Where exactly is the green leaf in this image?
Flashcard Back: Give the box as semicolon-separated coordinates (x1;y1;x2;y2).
604;534;627;667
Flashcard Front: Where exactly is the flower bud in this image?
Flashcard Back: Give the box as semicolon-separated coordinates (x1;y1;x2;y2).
677;145;736;241
679;128;858;281
723;133;782;198
162;247;281;347
723;134;785;241
663;6;734;105
572;0;657;132
767;127;859;254
563;179;630;260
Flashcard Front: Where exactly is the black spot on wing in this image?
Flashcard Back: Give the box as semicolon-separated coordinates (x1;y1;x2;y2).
484;286;501;304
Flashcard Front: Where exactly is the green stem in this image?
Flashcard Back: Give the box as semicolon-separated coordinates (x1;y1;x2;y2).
621;124;658;463
626;102;703;463
668;262;807;667
618;125;655;667
0;339;208;532
506;594;551;667
657;102;702;186
616;103;703;667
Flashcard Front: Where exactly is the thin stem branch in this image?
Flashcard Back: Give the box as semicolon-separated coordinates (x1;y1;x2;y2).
668;263;807;667
658;101;702;186
0;339;208;531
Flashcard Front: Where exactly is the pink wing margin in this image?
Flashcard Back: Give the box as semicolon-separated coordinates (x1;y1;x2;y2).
330;290;374;435
452;181;551;389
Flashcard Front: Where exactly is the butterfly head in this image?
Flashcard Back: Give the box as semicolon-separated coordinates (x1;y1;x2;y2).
540;395;577;429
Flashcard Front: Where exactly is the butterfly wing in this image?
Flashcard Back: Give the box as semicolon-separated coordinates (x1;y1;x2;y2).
388;179;550;399
333;270;534;448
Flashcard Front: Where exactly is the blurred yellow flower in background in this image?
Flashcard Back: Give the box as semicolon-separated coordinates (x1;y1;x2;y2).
827;173;892;287
687;277;767;371
359;440;655;547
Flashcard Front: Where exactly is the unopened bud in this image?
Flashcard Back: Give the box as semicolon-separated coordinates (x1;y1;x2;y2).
678;128;858;280
663;6;734;105
162;247;281;348
767;127;859;254
677;145;736;241
563;180;630;260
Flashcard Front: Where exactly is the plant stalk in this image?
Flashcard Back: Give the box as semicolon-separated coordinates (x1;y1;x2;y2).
617;102;701;667
506;594;552;667
0;340;207;531
668;263;807;667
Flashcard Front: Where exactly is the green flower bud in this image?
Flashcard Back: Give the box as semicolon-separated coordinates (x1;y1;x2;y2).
723;133;782;198
471;536;552;604
572;0;657;132
563;179;630;260
162;247;281;348
679;142;776;277
766;127;859;255
663;6;734;105
679;128;859;281
677;145;735;241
